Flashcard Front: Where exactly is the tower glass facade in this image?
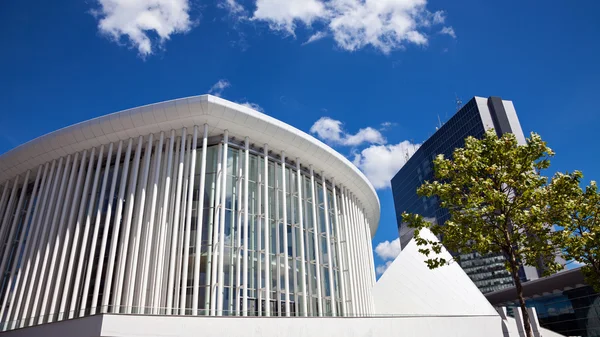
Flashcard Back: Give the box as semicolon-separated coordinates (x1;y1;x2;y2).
391;96;534;294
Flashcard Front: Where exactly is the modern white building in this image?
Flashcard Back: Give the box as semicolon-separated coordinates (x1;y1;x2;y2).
0;95;553;337
0;95;378;331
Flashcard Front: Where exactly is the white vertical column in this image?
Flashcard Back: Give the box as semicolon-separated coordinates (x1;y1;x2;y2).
216;131;229;316
166;136;181;310
113;137;143;313
124;134;154;314
152;132;174;314
82;142;114;316
303;176;314;317
38;150;82;324
277;151;296;317
139;133;164;314
69;145;105;318
209;141;223;316
96;140;125;314
366;215;375;285
192;125;208;315
26;156;68;326
361;207;372;314
0;177;20;253
256;171;262;317
330;180;347;316
0;171;30;283
137;138;160;312
295;160;307;317
358;204;371;314
354;199;367;314
36;152;83;324
280;153;290;316
56;147;96;321
347;194;363;315
102;139;133;313
234;164;243;316
321;172;336;317
174;137;191;310
309;166;323;316
274;165;281;317
241;137;249;316
167;129;187;314
349;195;365;315
0;169;38;325
20;158;64;327
180;127;198;315
37;152;80;322
361;210;375;313
126;135;155;313
4;163;49;328
150;136;169;311
0;183;10;228
262;144;270;317
340;187;357;316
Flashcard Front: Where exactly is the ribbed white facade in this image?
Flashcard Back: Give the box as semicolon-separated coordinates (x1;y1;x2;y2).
0;95;379;331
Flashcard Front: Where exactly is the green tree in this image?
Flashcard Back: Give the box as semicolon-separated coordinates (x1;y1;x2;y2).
548;172;600;291
401;130;564;337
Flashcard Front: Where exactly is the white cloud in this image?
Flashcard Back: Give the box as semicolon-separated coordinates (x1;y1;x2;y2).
92;0;193;57
431;10;446;25
310;117;343;143
353;140;420;189
249;0;448;53
220;0;245;16
310;117;385;146
375;238;401;261
252;0;326;35
208;79;231;97
380;121;397;130
439;26;456;38
344;127;386;146
302;31;327;45
375;260;393;276
239;101;265;112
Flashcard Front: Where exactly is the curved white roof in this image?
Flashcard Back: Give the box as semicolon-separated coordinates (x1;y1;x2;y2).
0;95;380;234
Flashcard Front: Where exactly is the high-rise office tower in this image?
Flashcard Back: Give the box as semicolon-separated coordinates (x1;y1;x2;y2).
391;96;541;294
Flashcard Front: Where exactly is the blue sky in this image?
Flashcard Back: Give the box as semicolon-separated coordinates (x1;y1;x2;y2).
1;0;599;276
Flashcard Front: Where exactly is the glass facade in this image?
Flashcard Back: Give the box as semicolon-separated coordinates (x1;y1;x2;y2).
506;286;600;336
391;97;523;294
0;127;376;332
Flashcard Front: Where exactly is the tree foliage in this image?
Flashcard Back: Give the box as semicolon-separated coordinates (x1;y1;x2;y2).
402;130;563;274
401;130;565;337
548;172;600;291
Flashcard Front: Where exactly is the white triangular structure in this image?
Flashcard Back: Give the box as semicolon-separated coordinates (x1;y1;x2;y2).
373;229;565;337
373;228;500;316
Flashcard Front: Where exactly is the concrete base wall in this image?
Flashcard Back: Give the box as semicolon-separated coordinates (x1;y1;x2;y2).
0;314;503;337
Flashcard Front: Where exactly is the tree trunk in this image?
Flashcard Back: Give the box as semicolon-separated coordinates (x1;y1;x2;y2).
508;255;533;337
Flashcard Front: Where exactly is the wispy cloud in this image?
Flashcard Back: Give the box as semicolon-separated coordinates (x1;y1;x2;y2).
219;0;245;16
439;26;456;39
239;101;264;112
380;121;397;131
302;31;327;45
91;0;194;57
208;79;231;97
